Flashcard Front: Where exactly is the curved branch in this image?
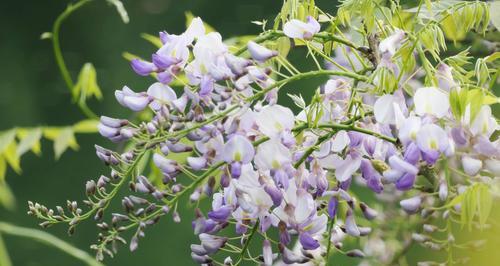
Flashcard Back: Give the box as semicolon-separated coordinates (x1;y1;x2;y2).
52;0;97;118
0;222;102;266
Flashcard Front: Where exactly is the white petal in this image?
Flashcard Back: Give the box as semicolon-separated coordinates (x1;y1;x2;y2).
256;105;295;138
470;105;497;137
294;189;315;224
283;19;309;39
147;82;177;107
461;156;482;176
254;138;291;170
222;135;255;163
184;17;205;41
374;94;396;124
415;124;449;153
333;154;361;182
414;87;450;118
331;130;350;152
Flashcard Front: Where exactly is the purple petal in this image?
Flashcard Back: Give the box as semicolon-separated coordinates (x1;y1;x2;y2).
403;142;421;165
131;59;157;76
328;196;338;218
389;155;418;175
187;157;207;171
299;232;320;250
395;173;416;190
207;206;232;222
247;41;277;62
152;53;179;69
264;184;283;207
400;196;421;214
367;176;383;193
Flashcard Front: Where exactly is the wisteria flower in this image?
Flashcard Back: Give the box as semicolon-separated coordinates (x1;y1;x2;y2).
283;16;320;40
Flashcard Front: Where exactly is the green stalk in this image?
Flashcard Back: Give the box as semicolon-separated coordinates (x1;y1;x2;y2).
0;222;102;266
317;123;397;144
325;214;336;262
234;30;368;57
235;219;260;265
249;69;369;102
52;0;97;118
0;233;11;266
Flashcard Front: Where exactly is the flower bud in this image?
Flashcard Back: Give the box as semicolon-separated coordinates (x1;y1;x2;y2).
400;196;421;214
345;249;365;258
359;202;378;220
199;233;227;254
247;41;277;62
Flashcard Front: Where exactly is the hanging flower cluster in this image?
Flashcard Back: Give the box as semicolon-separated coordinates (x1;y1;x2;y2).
29;0;500;265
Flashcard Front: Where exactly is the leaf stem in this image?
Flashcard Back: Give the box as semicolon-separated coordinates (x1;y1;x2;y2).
236;219;259;265
0;221;102;266
317;123;397;144
234;30;368;57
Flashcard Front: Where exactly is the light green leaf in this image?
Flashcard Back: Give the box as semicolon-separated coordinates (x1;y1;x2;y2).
0;130;16;154
490;1;500;31
0;233;12;266
16;128;42;156
3;142;21;175
449;183;492;230
73;120;99;133
449;88;468;120
276;36;291;58
122;51;140;62
0;181;15;211
53;128;79;160
287;93;306;109
0;157;6;182
477;184;492;228
483;95;500;105
73;63;102;101
107;0;129;24
485;52;500;63
467;89;485;122
40;32;52;40
141;33;163;48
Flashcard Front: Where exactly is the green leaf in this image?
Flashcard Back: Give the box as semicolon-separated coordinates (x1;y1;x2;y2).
449;183;492;230
485;52;500;63
0;181;15;211
477;184;492;228
16;128;42;156
449;88;468;120
467;89;485;122
122;51;140;62
140;33;163;48
107;0;129;24
441;12;466;41
0;130;16;154
0;233;12;266
490;1;500;31
0;157;6;182
53;128;79;160
73;120;99;133
3;142;21;175
287;93;306;109
73;63;102;101
276;36;291;58
40;32;52;40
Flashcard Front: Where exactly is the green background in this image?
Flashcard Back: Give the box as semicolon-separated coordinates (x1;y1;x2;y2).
0;0;499;265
